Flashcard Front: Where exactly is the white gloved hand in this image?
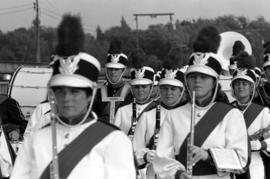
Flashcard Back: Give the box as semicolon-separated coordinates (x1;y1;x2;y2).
250;140;262;151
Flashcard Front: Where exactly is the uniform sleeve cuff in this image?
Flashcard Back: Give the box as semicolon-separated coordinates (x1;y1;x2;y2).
143;153;148;163
175;169;184;178
261;140;267;150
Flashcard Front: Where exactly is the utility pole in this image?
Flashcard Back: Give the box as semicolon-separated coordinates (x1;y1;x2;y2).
133;13;174;48
34;0;41;63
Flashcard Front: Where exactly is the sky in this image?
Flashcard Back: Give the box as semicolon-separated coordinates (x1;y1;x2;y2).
0;0;270;35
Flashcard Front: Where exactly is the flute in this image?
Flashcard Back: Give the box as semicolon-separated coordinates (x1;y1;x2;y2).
186;91;196;178
48;90;60;179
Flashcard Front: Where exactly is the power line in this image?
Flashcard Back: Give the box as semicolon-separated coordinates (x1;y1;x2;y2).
0;3;32;11
44;0;62;16
41;7;61;17
0;7;32;15
41;10;61;21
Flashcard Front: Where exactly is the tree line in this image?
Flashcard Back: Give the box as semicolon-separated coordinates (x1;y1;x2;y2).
0;15;270;71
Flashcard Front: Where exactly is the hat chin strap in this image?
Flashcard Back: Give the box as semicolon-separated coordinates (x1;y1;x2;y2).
235;84;256;113
131;84;154;104
52;85;98;128
105;68;126;85
163;87;185;107
186;79;219;109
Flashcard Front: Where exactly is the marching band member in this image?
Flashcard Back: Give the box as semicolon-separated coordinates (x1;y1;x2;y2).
114;48;156;137
11;14;136;179
0;94;27;142
154;26;249;179
133;60;186;179
93;39;133;124
231;68;270;179
251;41;270;179
254;41;270;108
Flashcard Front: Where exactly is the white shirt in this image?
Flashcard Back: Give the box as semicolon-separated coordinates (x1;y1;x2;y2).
114;101;152;134
23;102;51;139
133;105;169;165
245;106;270;179
155;102;249;179
11;119;136;179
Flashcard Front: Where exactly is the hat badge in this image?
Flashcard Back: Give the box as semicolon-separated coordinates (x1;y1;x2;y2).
193;53;208;65
59;56;79;75
236;68;247;76
135;68;145;79
164;69;177;79
111;54;120;63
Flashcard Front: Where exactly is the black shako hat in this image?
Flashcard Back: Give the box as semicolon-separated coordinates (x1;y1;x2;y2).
186;26;222;78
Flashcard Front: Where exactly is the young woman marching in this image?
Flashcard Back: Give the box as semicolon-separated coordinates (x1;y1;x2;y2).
231;68;270;179
114;49;156;138
154;26;249;179
133;63;186;178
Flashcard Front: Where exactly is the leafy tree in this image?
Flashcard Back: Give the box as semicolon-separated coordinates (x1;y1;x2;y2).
96;25;105;41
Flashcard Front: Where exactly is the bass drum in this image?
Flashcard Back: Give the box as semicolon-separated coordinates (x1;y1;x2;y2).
8;65;53;120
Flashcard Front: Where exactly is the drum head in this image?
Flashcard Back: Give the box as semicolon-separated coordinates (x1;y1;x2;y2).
8;66;53;120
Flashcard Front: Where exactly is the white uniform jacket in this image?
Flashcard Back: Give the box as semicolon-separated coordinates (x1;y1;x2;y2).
155;102;249;179
133;105;168;165
245;106;270;179
23;102;51;138
133;105;169;179
11;119;136;179
114;101;152;135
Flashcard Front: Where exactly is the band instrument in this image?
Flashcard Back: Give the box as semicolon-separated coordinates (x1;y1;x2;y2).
186;91;196;178
48;90;60;179
152;104;160;150
128;98;137;140
249;124;270;141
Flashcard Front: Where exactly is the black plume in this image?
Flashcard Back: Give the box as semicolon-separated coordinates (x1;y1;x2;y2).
234;51;256;69
263;41;270;54
55;14;85;56
232;41;245;56
163;47;182;69
193;26;221;53
129;48;146;69
108;38;122;54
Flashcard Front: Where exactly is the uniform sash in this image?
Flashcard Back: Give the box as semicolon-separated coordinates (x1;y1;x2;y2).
40;121;117;179
243;103;264;128
175;102;233;175
236;103;263;179
127;100;157;137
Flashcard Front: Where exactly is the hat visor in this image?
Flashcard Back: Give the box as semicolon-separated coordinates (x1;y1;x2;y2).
105;62;126;69
263;61;270;69
186;65;218;78
159;79;184;87
131;79;152;85
48;74;95;88
232;76;254;84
